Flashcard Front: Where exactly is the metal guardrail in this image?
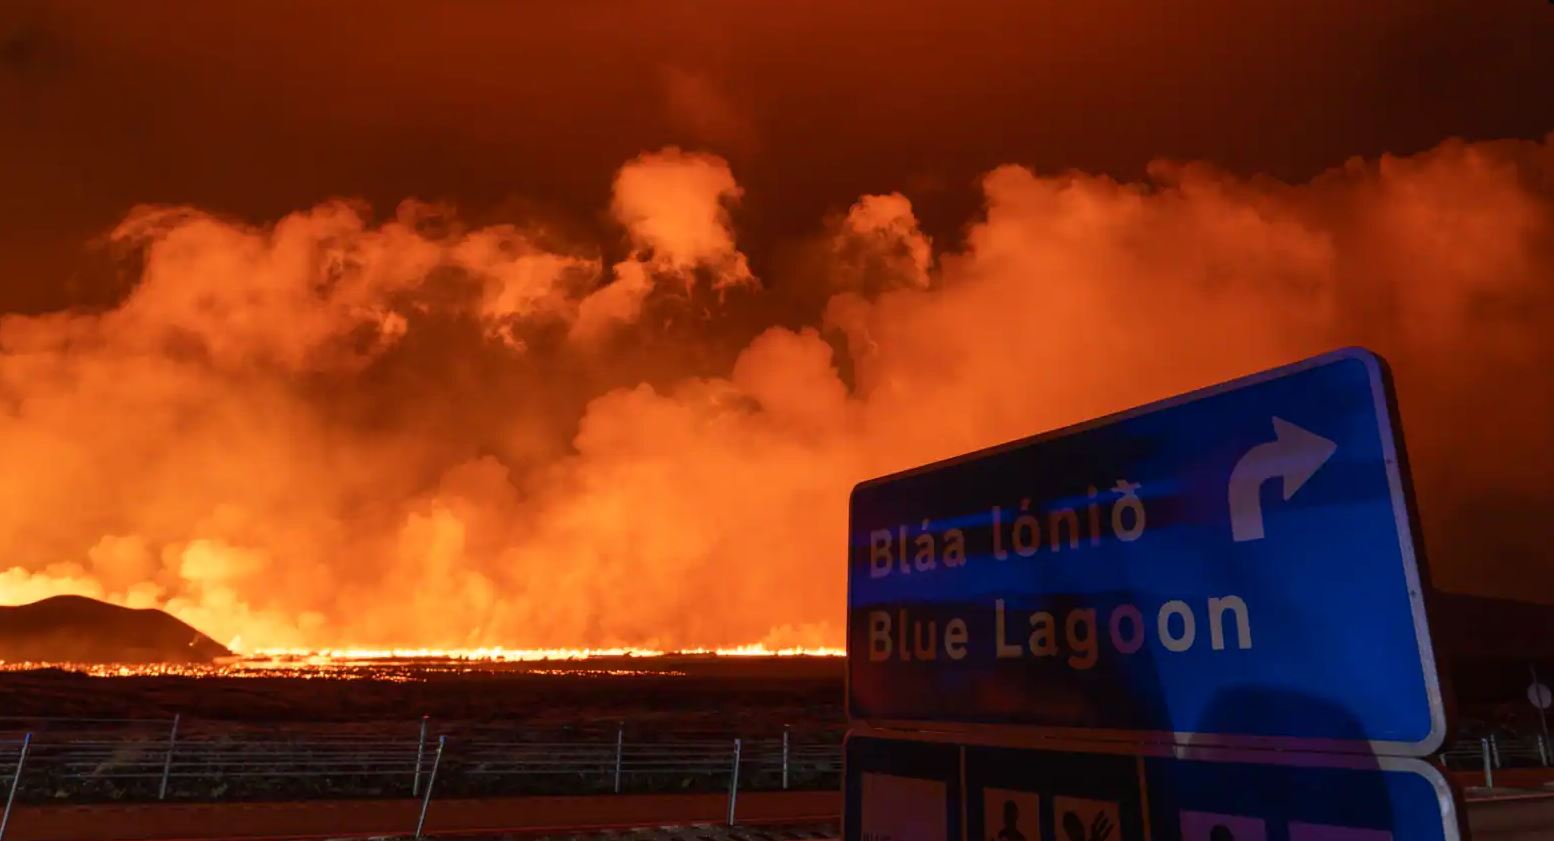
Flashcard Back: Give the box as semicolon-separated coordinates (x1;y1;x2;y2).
0;717;842;839
1439;733;1551;789
0;736;29;841
5;716;1549;838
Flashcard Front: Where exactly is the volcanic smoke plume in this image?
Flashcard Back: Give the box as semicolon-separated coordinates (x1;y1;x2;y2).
0;137;1551;650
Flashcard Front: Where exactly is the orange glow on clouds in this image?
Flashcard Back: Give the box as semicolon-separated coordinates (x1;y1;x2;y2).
1;136;1553;651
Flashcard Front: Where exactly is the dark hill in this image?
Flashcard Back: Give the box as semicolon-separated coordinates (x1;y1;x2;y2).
0;595;230;664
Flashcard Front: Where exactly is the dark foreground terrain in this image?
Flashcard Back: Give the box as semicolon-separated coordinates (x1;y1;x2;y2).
0;655;843;731
0;656;846;805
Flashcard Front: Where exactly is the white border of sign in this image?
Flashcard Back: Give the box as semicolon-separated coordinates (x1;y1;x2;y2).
846;347;1450;757
846;724;1465;841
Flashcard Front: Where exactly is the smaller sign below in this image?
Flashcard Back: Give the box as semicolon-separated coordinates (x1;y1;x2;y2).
860;772;948;841
983;788;1039;841
1528;681;1552;711
1287;824;1394;841
1053;795;1122;841
845;732;1461;841
845;735;960;841
1140;749;1448;841
1181;810;1267;841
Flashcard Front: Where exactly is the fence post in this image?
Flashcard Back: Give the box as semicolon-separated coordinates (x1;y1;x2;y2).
781;725;791;790
726;738;742;826
1533;663;1554;768
414;736;446;840
1;733;31;841
158;714;181;801
613;723;624;794
1481;736;1495;788
412;715;430;796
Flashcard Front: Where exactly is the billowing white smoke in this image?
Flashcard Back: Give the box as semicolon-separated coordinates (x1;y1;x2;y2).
1;136;1550;649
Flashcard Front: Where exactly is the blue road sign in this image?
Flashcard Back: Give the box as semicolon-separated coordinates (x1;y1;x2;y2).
844;732;1462;841
847;348;1445;753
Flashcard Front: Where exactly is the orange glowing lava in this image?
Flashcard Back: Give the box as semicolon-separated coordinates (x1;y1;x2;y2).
245;644;845;661
0;645;845;679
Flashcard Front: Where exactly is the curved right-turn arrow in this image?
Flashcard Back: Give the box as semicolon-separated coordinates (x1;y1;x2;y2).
1228;417;1337;543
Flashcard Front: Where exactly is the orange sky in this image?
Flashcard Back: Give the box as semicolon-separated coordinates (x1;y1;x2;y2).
6;0;1552;311
0;1;1552;649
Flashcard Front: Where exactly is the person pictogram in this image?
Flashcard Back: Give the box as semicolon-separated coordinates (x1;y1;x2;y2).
991;799;1026;841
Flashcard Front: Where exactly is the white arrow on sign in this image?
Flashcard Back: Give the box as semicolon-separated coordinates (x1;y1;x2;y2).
1228;417;1338;542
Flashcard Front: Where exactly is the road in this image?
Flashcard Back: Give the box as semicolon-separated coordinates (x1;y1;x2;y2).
0;791;837;841
1468;792;1554;840
1;789;1550;840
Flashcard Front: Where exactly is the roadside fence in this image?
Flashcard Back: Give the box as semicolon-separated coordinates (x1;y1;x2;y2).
0;716;841;838
1437;732;1551;789
0;715;1548;838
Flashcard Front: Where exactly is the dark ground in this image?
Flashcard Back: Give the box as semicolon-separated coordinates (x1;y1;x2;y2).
0;657;847;804
0;656;845;735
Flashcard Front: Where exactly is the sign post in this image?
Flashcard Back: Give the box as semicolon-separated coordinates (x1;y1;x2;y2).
842;348;1458;840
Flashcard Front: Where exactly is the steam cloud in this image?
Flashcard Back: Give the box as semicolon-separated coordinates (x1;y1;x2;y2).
1;137;1551;650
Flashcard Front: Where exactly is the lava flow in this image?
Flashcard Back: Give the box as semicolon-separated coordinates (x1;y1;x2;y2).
0;645;846;680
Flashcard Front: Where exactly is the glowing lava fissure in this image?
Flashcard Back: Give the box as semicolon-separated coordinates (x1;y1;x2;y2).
0;645;845;679
244;644;847;661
